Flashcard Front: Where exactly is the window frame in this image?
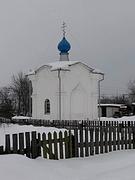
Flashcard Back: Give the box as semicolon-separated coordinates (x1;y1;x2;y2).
44;99;50;114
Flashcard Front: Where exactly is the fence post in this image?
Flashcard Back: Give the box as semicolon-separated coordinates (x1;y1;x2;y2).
109;121;112;152
74;128;79;157
85;125;89;157
117;121;120;150
31;131;38;159
113;122;116;151
124;122;128;150
68;130;73;158
79;121;84;157
19;133;24;155
95;124;99;154
42;133;47;159
128;123;132;149
0;146;4;154
59;131;64;159
13;134;18;154
37;133;41;157
64;131;69;159
104;122;108;153
71;134;75;158
53;131;58;160
48;132;54;159
25;132;31;158
5;134;11;154
100;121;104;154
133;127;135;149
90;127;94;156
121;122;124;150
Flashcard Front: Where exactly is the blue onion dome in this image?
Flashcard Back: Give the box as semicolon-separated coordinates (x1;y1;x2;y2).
57;37;71;53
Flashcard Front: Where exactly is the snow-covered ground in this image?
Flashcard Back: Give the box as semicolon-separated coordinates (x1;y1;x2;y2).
0;123;66;146
101;115;135;121
0;150;135;180
0;116;135;180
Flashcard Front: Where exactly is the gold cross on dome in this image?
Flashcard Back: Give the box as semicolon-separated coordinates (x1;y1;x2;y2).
61;22;66;37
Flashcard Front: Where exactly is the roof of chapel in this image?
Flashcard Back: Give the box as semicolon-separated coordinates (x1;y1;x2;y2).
27;61;104;76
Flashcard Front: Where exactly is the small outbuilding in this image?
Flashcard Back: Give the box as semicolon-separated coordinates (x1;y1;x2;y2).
131;103;135;115
98;104;127;118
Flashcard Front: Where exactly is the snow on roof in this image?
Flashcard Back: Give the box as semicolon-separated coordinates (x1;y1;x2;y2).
27;60;104;76
92;68;104;74
12;116;31;120
33;60;104;74
48;61;79;71
99;104;127;108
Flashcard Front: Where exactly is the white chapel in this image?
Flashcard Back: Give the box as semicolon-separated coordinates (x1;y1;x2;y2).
28;26;104;121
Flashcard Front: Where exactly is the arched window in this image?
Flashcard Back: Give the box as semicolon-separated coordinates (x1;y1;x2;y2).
44;99;50;114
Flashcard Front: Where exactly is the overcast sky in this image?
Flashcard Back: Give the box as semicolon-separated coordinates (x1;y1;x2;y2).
0;0;135;96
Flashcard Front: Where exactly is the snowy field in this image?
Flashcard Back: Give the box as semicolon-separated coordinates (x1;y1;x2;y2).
1;116;135;180
1;150;135;180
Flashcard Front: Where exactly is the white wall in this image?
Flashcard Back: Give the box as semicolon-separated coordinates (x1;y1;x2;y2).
28;63;102;120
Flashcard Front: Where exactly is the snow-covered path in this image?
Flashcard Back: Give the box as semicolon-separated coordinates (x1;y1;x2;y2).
1;150;135;180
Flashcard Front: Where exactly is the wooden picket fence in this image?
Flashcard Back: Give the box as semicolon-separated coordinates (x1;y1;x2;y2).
0;130;73;160
73;121;135;157
0;120;135;159
0;118;99;129
1;117;135;130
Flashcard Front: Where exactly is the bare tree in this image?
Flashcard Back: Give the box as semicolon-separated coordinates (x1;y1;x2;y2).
101;94;129;104
0;87;14;118
10;72;30;116
128;80;135;103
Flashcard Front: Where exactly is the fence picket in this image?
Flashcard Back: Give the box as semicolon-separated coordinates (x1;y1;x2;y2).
0;146;4;154
13;134;18;154
59;131;64;159
109;122;112;152
121;123;124;150
25;132;31;158
100;123;104;154
53;131;58;160
95;127;99;154
42;133;47;158
37;133;41;156
48;132;54;159
31;131;37;158
74;128;79;157
90;128;94;156
117;122;120;150
69;130;73;158
5;134;11;153
133;127;135;149
124;122;128;150
85;126;89;157
113;122;116;151
79;122;84;157
64;131;69;159
104;126;108;153
19;133;24;155
128;126;132;149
